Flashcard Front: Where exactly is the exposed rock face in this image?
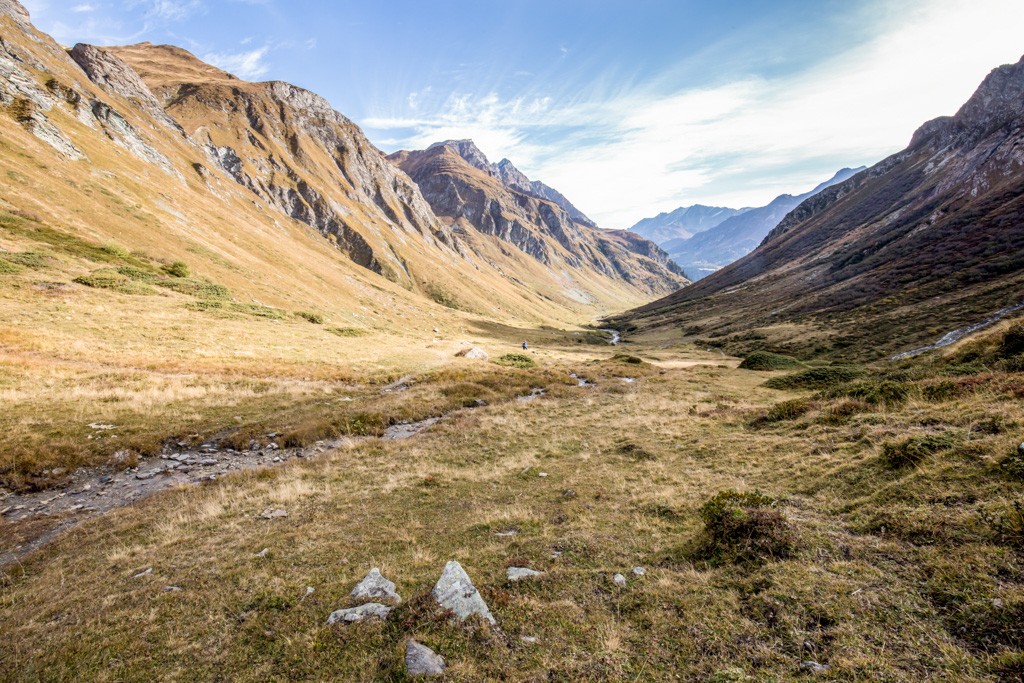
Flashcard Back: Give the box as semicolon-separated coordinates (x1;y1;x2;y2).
630;204;745;244
389;140;686;294
623;54;1024;358
0;0;30;26
494;157;597;227
431;560;495;624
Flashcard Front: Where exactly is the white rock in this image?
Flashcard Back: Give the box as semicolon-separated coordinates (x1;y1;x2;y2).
520;635;539;645
133;567;153;579
506;567;544;582
259;508;288;519
351;568;401;603
405;639;445;676
256;548;270;558
632;566;646;576
432;560;495;624
612;573;628;588
326;602;392;625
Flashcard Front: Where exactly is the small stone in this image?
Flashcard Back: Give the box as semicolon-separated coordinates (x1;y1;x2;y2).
507;567;544;581
326;602;392;625
800;661;830;674
538;472;548;478
993;598;1004;608
163;585;181;592
550;551;563;559
432;560;495;624
135;471;156;480
267;443;280;451
256;548;270;558
405;639;445;676
612;573;628;588
199;459;218;466
494;529;518;537
259;508;288;519
632;566;646;576
520;635;539;644
133;567;153;579
351;568;401;603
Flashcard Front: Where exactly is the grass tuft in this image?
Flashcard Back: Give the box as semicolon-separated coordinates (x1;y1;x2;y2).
738;351;803;371
494;353;536;368
763;365;863;390
879;433;955;469
693;490;797;565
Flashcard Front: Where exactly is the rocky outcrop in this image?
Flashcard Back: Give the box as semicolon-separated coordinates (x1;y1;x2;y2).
390;140;687;294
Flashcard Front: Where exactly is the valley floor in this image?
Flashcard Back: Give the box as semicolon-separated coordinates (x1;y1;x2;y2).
1;326;1024;681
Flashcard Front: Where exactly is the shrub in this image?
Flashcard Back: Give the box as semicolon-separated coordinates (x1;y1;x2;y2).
945;362;987;376
999;322;1024;358
738;351;803;371
838;379;910;408
695;490;797;565
162;261;190;278
1001;444;1024;480
763;366;863;390
618;442;656;461
296;311;324;324
612;353;643;364
0;259;21;274
879;434;955;469
73;269;157;295
819;399;870;425
754;398;813;425
495;353;536;369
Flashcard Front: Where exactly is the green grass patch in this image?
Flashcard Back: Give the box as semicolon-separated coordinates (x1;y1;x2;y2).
753;398;814;425
611;353;644;365
763;365;864;390
326;326;369;337
693;490;797;565
738;351;803;371
494;353;536;368
880;433;956;469
296;311;324;324
73;269;158;295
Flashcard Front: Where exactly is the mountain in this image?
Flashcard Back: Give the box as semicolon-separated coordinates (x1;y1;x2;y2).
664;167;864;279
0;0;682;331
617;54;1024;359
388;140;687;295
629;204;746;245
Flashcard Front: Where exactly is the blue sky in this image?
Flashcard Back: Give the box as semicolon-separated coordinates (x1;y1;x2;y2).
22;0;1024;228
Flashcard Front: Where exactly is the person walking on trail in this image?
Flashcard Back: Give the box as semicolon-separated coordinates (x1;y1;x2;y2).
522;341;528;350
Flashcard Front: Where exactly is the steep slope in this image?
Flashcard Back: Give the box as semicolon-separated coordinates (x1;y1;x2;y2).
629;204;746;245
389;140;687;297
619;55;1024;359
664;168;863;279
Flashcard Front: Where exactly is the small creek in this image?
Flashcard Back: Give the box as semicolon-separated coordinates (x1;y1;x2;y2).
891;301;1024;360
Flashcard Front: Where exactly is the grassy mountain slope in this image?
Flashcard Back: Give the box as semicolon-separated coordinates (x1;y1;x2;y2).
618;55;1024;360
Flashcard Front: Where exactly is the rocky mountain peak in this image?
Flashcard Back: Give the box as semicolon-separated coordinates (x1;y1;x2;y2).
0;0;30;25
427;139;493;173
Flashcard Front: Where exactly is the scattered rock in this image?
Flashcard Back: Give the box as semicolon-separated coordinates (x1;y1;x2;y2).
133;567;153;579
612;573;628;588
507;567;544;582
432;560;495;624
301;586;314;602
494;529;518;537
800;661;830;674
163;585;181;592
520;635;539;645
326;602;392;625
561;488;577;499
632;566;646;576
256;548;270;558
538;472;548;478
405;639;445;676
259;508;288;519
134;471;156;481
456;346;488;360
351;568;401;603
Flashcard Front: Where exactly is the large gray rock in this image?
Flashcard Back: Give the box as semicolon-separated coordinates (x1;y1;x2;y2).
431;560;495;624
351;568;401;603
405;639;445;676
326;602;392;625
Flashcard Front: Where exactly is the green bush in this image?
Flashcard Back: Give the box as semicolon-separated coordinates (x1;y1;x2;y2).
162;261;190;278
763;365;863;390
738;351;803;371
695;490;796;565
495;353;536;369
612;353;644;364
880;434;955;469
0;259;21;274
837;379;910;408
296;311;324;324
73;269;157;295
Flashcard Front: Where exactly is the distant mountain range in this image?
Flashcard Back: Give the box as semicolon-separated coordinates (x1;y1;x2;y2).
618;53;1024;358
629;168;864;279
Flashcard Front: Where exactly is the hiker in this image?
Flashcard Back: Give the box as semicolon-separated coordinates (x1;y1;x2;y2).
522;341;528;350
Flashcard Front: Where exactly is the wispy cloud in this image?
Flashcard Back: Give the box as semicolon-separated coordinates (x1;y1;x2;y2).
363;0;1024;228
202;46;270;79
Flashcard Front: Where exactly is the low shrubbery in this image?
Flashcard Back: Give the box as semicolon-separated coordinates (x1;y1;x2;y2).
880;433;955;469
739;351;803;371
694;490;797;565
763;365;863;390
494;353;536;368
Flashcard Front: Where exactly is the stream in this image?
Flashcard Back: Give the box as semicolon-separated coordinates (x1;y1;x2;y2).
890;300;1024;360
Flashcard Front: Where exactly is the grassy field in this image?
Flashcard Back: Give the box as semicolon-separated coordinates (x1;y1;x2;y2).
1;321;1022;681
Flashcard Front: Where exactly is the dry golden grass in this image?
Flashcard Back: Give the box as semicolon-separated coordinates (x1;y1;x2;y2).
2;333;1022;681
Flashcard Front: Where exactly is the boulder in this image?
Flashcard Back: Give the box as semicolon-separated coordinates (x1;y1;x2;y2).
405;639;445;676
456;347;488;360
326;602;392;625
612;573;628;588
432;560;495;624
351;568;401;603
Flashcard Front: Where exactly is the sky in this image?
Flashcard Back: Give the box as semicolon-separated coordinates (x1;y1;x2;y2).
20;0;1024;229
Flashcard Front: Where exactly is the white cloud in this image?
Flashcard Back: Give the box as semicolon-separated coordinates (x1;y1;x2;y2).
202;46;270;79
72;3;96;11
362;0;1024;229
